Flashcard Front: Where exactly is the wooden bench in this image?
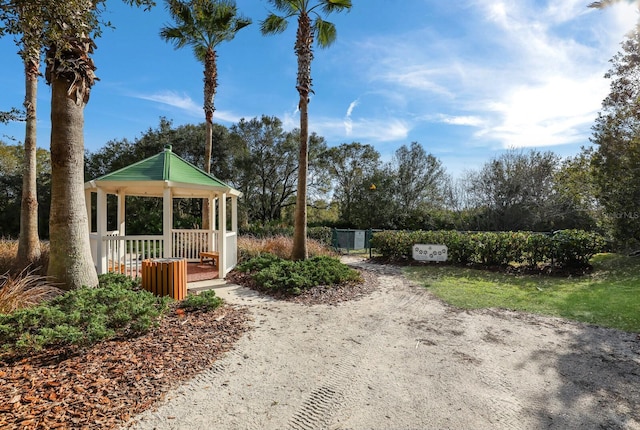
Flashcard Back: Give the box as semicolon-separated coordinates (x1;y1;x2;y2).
199;251;219;268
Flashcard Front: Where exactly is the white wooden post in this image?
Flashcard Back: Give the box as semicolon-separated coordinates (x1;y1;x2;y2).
217;193;227;279
117;190;126;235
231;195;238;233
85;189;92;233
163;185;172;258
208;192;215;252
96;188;107;274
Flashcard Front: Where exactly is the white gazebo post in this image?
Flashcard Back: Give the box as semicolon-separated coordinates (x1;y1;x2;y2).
117;190;126;236
217;192;227;279
231;195;238;233
96;188;107;274
163;185;172;258
207;192;215;252
85;189;92;233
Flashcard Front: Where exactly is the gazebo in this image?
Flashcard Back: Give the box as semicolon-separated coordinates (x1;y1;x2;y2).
84;145;241;280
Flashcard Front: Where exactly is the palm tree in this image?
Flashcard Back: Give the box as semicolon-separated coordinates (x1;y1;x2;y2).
0;0;44;266
40;0;154;290
16;0;44;266
160;0;250;229
261;0;352;261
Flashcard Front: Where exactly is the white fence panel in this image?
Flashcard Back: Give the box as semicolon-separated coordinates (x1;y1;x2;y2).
103;235;163;277
172;229;217;262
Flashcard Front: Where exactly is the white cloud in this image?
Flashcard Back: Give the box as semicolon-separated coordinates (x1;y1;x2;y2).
437;114;485;127
133;90;240;123
474;75;609;148
344;99;359;135
349;0;638;150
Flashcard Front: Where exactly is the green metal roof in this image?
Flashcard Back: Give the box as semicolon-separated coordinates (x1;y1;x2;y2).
93;145;233;189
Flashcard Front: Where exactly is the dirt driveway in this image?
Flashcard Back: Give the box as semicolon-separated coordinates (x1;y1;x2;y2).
126;259;640;430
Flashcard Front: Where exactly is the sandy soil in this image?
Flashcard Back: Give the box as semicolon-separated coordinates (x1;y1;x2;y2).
125;258;640;430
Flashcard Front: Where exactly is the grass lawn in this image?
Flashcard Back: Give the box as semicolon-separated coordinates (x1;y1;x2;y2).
404;253;640;333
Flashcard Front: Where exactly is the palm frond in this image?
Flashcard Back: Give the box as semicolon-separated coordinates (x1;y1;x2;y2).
314;17;336;48
261;13;288;35
320;0;352;14
268;0;300;15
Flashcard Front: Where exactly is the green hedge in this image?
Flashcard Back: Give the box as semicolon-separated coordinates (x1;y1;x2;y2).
370;229;605;268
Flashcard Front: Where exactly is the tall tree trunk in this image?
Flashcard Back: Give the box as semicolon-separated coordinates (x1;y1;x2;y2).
47;62;98;290
291;13;313;261
202;48;217;230
17;57;41;266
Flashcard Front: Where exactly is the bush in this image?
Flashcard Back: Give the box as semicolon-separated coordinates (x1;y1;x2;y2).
552;229;607;267
371;229;606;268
179;290;223;312
0;280;169;353
240;255;362;296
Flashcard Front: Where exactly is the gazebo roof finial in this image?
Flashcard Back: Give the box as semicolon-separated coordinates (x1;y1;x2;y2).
164;144;172;152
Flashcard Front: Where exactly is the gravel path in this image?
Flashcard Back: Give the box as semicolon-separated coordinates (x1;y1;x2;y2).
125;259;640;430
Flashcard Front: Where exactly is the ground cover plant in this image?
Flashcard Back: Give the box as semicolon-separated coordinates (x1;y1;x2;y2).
234;254;362;296
404;253;640;332
0;274;171;356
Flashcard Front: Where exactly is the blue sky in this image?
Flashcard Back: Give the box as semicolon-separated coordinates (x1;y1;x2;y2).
0;0;638;177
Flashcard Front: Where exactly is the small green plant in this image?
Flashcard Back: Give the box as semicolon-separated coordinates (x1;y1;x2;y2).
179;290;223;311
0;282;170;354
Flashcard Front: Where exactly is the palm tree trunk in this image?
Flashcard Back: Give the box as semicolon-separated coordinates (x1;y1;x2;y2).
17;57;41;266
47;68;98;290
202;48;217;230
291;12;313;261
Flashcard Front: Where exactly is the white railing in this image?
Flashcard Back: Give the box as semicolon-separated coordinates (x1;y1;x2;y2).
103;235;163;277
96;229;237;278
172;229;218;261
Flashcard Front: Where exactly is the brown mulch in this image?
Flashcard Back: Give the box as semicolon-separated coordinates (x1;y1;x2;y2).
0;304;251;430
225;268;378;306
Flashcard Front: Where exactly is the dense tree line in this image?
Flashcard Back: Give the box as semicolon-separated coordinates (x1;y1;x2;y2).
0;117;608;240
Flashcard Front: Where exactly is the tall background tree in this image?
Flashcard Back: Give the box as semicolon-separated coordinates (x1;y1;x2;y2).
591;28;640;247
322;142;379;227
261;0;352;260
160;0;250;229
1;0;45;266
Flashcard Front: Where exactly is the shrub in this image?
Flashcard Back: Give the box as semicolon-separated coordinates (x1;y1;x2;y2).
524;233;553;266
179;290;222;312
552;229;607;267
371;229;606;268
0;282;169;353
242;255;362;296
236;253;282;272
